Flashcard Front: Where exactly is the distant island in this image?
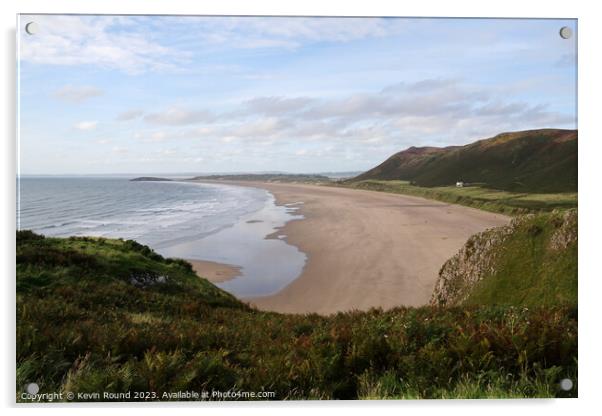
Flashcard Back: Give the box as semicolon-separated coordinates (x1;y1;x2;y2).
130;177;173;182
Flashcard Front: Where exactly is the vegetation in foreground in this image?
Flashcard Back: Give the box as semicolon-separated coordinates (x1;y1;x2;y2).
342;180;577;215
17;230;577;401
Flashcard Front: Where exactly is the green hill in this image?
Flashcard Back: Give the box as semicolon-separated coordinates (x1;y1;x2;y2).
17;231;576;400
352;129;577;193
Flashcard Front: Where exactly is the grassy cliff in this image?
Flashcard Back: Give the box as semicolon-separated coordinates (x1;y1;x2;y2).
17;230;577;401
352;129;577;194
431;210;577;308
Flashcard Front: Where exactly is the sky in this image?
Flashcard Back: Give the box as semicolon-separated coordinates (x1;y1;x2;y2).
18;15;577;175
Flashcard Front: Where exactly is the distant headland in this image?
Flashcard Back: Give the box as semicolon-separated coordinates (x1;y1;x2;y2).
129;177;173;182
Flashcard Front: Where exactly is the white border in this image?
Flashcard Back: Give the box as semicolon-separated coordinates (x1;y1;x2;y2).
3;1;600;415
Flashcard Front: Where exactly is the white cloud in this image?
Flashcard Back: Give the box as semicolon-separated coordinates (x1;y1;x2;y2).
74;121;98;131
132;126;219;142
19;16;402;75
189;17;407;50
159;148;178;156
19;15;185;74
53;85;102;103
144;107;216;126
242;96;315;116
111;146;128;154
116;109;144;121
135;131;171;143
230;117;291;138
128;79;574;165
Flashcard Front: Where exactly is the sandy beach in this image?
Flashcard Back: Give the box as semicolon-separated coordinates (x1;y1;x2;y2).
188;259;242;283
193;181;510;315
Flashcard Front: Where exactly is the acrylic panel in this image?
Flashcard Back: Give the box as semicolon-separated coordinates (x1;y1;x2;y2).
16;15;577;402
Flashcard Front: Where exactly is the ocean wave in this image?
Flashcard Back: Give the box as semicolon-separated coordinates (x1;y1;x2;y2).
18;178;269;247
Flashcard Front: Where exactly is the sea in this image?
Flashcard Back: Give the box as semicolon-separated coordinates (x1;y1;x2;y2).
17;176;307;297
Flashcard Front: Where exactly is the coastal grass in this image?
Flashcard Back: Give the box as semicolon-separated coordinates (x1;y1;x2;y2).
462;211;578;307
341;180;577;215
357;366;577;399
17;231;577;400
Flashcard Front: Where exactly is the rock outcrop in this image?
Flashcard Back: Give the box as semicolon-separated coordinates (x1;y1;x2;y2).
549;210;578;251
430;210;577;307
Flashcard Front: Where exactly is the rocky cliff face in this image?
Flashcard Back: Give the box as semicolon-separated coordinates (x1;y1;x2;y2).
430;209;577;307
548;210;578;251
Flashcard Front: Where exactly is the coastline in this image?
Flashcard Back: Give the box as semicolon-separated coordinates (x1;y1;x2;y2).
159;182;306;298
187;259;242;283
194;180;510;314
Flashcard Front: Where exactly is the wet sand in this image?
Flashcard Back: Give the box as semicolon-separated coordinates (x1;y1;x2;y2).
187;259;242;283
200;181;510;315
